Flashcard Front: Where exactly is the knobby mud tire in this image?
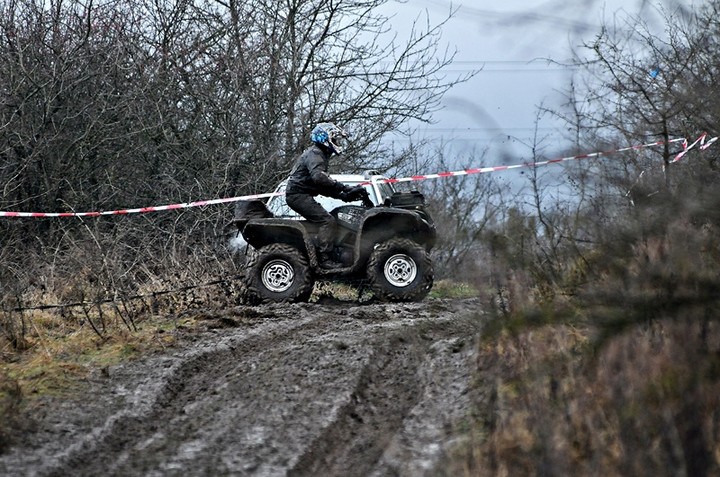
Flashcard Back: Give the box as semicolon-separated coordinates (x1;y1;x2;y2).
243;244;315;304
367;238;433;302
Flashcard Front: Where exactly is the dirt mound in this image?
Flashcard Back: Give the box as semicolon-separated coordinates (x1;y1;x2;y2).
0;298;484;477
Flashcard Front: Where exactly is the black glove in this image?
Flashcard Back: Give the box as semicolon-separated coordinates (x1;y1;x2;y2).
361;192;374;208
355;188;373;208
338;190;351;201
339;185;366;202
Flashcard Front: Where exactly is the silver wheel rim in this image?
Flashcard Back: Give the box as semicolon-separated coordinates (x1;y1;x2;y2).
384;254;417;288
261;259;295;293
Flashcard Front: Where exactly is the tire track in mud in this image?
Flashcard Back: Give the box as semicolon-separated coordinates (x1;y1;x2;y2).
43;306;336;477
289;309;480;477
5;298;483;477
288;333;427;477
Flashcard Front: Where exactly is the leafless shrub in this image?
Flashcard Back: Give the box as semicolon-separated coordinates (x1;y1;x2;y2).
444;317;718;476
0;0;467;341
438;3;720;472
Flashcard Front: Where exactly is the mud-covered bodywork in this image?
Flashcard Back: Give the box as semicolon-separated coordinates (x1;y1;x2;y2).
333;204;435;261
233;189;436;302
236;199;436;278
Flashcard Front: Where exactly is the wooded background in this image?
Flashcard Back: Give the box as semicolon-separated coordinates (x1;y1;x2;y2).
0;0;718;303
2;1;720;473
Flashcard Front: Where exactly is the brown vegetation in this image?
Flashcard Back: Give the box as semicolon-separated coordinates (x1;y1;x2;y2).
0;0;464;450
445;316;720;476
2;0;720;474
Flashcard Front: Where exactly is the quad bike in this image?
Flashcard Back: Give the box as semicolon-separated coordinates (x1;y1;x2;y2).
233;189;436;304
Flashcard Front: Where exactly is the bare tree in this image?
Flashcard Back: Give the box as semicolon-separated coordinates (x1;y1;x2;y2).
565;4;715;181
0;0;468;303
213;0;469;182
0;0;465;209
415;145;504;280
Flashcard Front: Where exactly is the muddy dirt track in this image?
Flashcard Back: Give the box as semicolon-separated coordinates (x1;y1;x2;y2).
1;298;485;477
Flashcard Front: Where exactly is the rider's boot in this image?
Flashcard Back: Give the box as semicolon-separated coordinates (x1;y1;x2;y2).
319;251;343;269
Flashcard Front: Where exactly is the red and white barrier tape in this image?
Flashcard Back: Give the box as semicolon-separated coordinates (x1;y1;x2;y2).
672;133;718;162
0;192;282;218
378;136;696;185
0;134;715;218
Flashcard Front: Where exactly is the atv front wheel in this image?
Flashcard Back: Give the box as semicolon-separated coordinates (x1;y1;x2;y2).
245;244;314;303
367;238;433;302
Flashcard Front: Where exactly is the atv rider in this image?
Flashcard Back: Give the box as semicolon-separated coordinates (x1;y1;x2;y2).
285;122;370;268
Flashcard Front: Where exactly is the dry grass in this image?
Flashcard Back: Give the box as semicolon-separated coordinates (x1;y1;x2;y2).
0;307;177;451
442;192;720;476
429;279;479;299
443;317;720;476
0;256;248;452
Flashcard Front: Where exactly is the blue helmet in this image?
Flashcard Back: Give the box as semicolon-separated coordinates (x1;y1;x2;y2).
311;122;348;155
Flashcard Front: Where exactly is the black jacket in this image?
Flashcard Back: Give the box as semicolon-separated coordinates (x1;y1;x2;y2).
285;144;351;197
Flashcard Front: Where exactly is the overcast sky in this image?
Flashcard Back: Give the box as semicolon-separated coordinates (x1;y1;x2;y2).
378;0;694;160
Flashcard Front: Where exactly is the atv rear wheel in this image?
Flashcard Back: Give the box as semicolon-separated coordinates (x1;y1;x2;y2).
367;238;433;302
245;244;314;303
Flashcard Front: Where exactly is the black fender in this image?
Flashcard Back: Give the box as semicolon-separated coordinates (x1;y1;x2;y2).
240;219;320;267
353;208;436;265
